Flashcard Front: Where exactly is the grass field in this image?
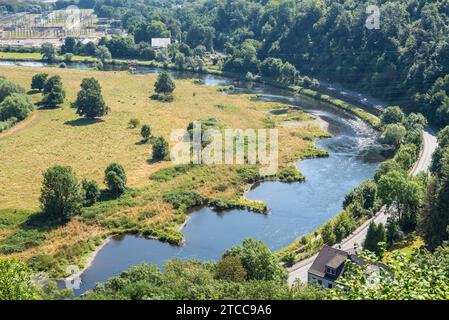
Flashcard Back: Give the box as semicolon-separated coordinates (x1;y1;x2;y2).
0;51;97;62
0;65;328;274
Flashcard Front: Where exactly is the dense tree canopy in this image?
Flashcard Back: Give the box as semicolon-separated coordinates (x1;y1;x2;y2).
74;78;109;119
39;165;83;218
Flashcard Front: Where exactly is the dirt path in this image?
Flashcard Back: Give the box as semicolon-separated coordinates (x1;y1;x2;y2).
0;111;39;141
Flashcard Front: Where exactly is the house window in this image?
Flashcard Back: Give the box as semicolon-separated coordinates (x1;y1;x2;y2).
318;279;322;285
328;283;333;289
326;267;336;276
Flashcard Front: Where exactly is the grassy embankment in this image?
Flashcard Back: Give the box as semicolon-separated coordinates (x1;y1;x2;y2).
0;65;329;276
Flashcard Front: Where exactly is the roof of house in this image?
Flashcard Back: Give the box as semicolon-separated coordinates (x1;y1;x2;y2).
308;246;393;282
308;246;349;280
151;38;171;48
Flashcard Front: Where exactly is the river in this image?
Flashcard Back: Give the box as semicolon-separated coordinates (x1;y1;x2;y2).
0;60;386;295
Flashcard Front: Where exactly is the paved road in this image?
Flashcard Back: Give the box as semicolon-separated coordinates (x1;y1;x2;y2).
288;128;438;286
411;129;438;176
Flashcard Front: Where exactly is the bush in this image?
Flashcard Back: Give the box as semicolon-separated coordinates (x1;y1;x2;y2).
224;238;287;282
140;124;151;142
152;136;169;161
321;223;336;245
163;189;204;209
0;93;33;121
237;166;260;183
0;229;46;254
154;72;175;95
149;166;188;182
43;75;65;107
383;124;406;147
281;252;296;267
276;165;304;182
343;180;378;215
82;179;100;206
31;73;49;91
104;163;127;197
215;256;247;282
363;222;386;256
128;118;140;129
380;106;405;126
0;78;25;102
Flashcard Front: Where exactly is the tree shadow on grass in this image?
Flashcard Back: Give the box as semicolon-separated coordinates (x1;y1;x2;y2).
65;118;104;127
27;89;41;95
146;158;165;165
35;101;60;110
21;211;70;233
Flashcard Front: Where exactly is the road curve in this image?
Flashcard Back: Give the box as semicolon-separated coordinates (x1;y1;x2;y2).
411;129;438;176
288;128;438;286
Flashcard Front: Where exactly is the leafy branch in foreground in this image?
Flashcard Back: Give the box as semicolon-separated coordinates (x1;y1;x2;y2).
332;246;449;300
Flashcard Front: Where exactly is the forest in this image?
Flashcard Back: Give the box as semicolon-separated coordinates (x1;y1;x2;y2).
35;0;449;129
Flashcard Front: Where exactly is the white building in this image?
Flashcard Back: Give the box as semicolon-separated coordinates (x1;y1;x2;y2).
151;38;171;49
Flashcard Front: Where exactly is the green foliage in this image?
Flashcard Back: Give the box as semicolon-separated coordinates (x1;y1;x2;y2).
394;144;418;171
149;166;189;182
382;124;407;147
39;165;83;218
208;197;268;214
378;170;425;229
40;43;56;61
419;142;449;249
321;222;336;246
215;255;247;282
0;77;25;102
152;136;169;161
128;118;140;129
163;189;204;210
224;238;287;282
140;124;151;142
281;252;296;267
154;72;175;95
276;165;304;183
31;73;48;91
0;209;30;231
84;258;327;300
0;93;34;121
95;45;112;62
0;229;46;254
0;259;41;300
343;180;378;216
43;75;66;107
236;166;260;183
333;246;449;300
381;106;405;126
374;159;405;183
104;163;127;197
82;179;100;206
75;78;109;119
363;222;387;256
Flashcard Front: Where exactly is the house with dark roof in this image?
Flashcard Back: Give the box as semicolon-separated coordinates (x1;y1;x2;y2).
308;246;391;289
308;246;349;289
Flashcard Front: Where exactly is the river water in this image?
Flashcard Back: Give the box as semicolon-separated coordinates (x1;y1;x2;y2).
0;60;385;295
